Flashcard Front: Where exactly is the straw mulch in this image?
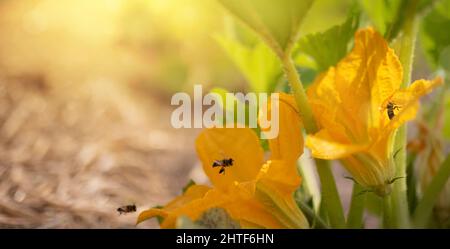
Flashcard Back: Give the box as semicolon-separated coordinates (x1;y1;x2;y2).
0;75;199;228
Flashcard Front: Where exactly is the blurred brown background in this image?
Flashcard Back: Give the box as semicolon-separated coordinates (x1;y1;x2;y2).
0;0;362;228
0;0;224;228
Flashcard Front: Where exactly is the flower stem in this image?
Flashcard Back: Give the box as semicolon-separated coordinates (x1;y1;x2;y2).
413;155;450;228
316;159;346;228
281;56;317;133
346;183;366;228
391;0;419;228
383;195;394;228
281;55;345;228
296;198;330;229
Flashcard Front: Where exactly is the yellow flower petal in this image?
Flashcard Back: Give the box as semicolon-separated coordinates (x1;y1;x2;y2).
308;27;403;143
160;187;284;228
136;184;211;225
382;77;443;133
258;160;300;193
196;128;264;190
259;93;304;162
137;209;167;225
306;130;368;159
255;180;309;228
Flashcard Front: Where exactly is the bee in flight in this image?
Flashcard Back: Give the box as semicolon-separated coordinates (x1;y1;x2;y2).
212;158;234;174
386;101;401;120
117;204;136;215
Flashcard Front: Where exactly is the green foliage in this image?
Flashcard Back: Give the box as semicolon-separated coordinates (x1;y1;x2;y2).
215;34;282;93
360;0;438;41
218;0;314;56
420;0;450;71
359;0;404;37
296;10;360;72
210;87;269;151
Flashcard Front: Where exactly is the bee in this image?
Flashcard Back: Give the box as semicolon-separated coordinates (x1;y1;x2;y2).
386;101;400;120
117;204;136;215
212;158;234;174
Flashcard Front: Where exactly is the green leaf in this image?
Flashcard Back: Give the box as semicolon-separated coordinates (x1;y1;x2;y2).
295;10;359;72
215;33;282;93
420;0;450;71
210;87;269;150
359;0;404;37
217;0;314;56
360;0;438;41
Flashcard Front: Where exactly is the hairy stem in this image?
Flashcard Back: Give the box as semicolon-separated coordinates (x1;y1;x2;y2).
281;55;345;228
392;0;419;228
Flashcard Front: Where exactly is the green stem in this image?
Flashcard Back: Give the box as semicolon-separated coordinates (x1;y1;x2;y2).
296;199;329;229
383;195;394;228
346;183;366;228
281;56;317;133
391;0;419;228
316;159;346;228
281;54;345;228
413;155;450;228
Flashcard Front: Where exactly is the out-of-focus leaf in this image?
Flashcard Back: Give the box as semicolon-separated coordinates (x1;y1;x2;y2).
215;34;282;93
360;0;438;41
295;10;359;72
210;87;269;151
359;0;403;36
217;0;314;56
420;0;450;71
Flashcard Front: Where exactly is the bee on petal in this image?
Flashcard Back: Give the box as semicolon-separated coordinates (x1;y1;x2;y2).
212;157;234;175
386;101;401;120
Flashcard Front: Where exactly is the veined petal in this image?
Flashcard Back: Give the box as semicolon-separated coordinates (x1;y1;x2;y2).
160;187;284;228
259;93;303;162
308;27;403;142
338;27;402;133
255;180;309;228
258;160;301;194
382;78;443;133
306;130;368;159
196;128;264;190
308;68;352;143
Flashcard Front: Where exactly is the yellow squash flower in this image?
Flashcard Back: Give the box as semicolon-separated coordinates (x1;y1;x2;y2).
305;27;442;196
137;93;309;228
